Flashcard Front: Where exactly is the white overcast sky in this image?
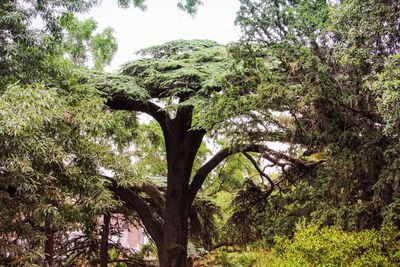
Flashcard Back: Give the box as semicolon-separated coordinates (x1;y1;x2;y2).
78;0;241;72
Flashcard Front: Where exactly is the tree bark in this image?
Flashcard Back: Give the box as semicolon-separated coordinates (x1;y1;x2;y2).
44;214;55;266
158;214;189;266
100;213;111;267
156;123;203;267
159;182;190;267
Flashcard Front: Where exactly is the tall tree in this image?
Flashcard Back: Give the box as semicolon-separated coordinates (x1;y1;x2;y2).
0;0;98;88
91;39;320;267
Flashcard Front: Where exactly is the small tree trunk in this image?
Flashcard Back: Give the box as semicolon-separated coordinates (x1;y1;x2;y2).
100;213;111;267
44;214;55;266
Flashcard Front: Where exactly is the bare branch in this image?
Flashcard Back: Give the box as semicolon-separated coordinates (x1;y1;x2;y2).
188;147;232;204
242;152;274;193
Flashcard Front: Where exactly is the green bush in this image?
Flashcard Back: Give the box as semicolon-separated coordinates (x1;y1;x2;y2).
213;251;257;267
255;224;400;267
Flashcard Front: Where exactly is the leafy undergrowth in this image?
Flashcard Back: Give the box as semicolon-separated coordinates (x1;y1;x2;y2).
195;225;400;267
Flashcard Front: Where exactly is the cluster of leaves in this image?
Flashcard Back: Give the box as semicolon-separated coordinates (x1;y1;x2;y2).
120;39;232;111
215;0;400;245
258;224;400;267
0;0;97;88
0;2;139;263
0;78;139;264
60;12;118;70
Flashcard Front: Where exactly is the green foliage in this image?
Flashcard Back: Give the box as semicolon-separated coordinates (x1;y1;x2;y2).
203;152;253;197
116;0;203;14
200;225;400;267
0;0;97;88
116;0;202;15
117;0;147;10
255;224;400;267
211;251;256;267
189;196;222;250
0;1;134;264
224;0;400;241
85;71;150;100
0;82;138;264
134;121;168;179
60;13;118;70
137;39;220;58
373;54;400;137
177;0;202;15
121;39;231;104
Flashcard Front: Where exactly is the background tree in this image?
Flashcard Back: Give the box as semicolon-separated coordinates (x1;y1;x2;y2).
0;0;97;88
224;0;400;243
1;1;133;265
60;13;118;70
0;78;138;264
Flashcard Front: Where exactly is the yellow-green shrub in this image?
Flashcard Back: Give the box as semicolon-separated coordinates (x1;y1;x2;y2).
255;224;400;267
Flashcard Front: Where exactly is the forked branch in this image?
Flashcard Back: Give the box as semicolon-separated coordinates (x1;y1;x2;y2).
242;152;274;193
188;144;325;204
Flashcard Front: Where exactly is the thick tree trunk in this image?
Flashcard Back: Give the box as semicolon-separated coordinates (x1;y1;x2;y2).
159;155;190;266
157;128;202;267
100;213;111;267
159;193;189;267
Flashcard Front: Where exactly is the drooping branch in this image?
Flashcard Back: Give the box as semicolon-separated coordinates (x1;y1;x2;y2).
188;144;269;204
107;95;170;135
109;183;164;246
242;152;274;193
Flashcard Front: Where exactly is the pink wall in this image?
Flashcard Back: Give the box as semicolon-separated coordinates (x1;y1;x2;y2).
101;214;147;250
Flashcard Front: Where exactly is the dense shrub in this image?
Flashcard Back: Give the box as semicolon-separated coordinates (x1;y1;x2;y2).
198;224;400;267
256;225;400;267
